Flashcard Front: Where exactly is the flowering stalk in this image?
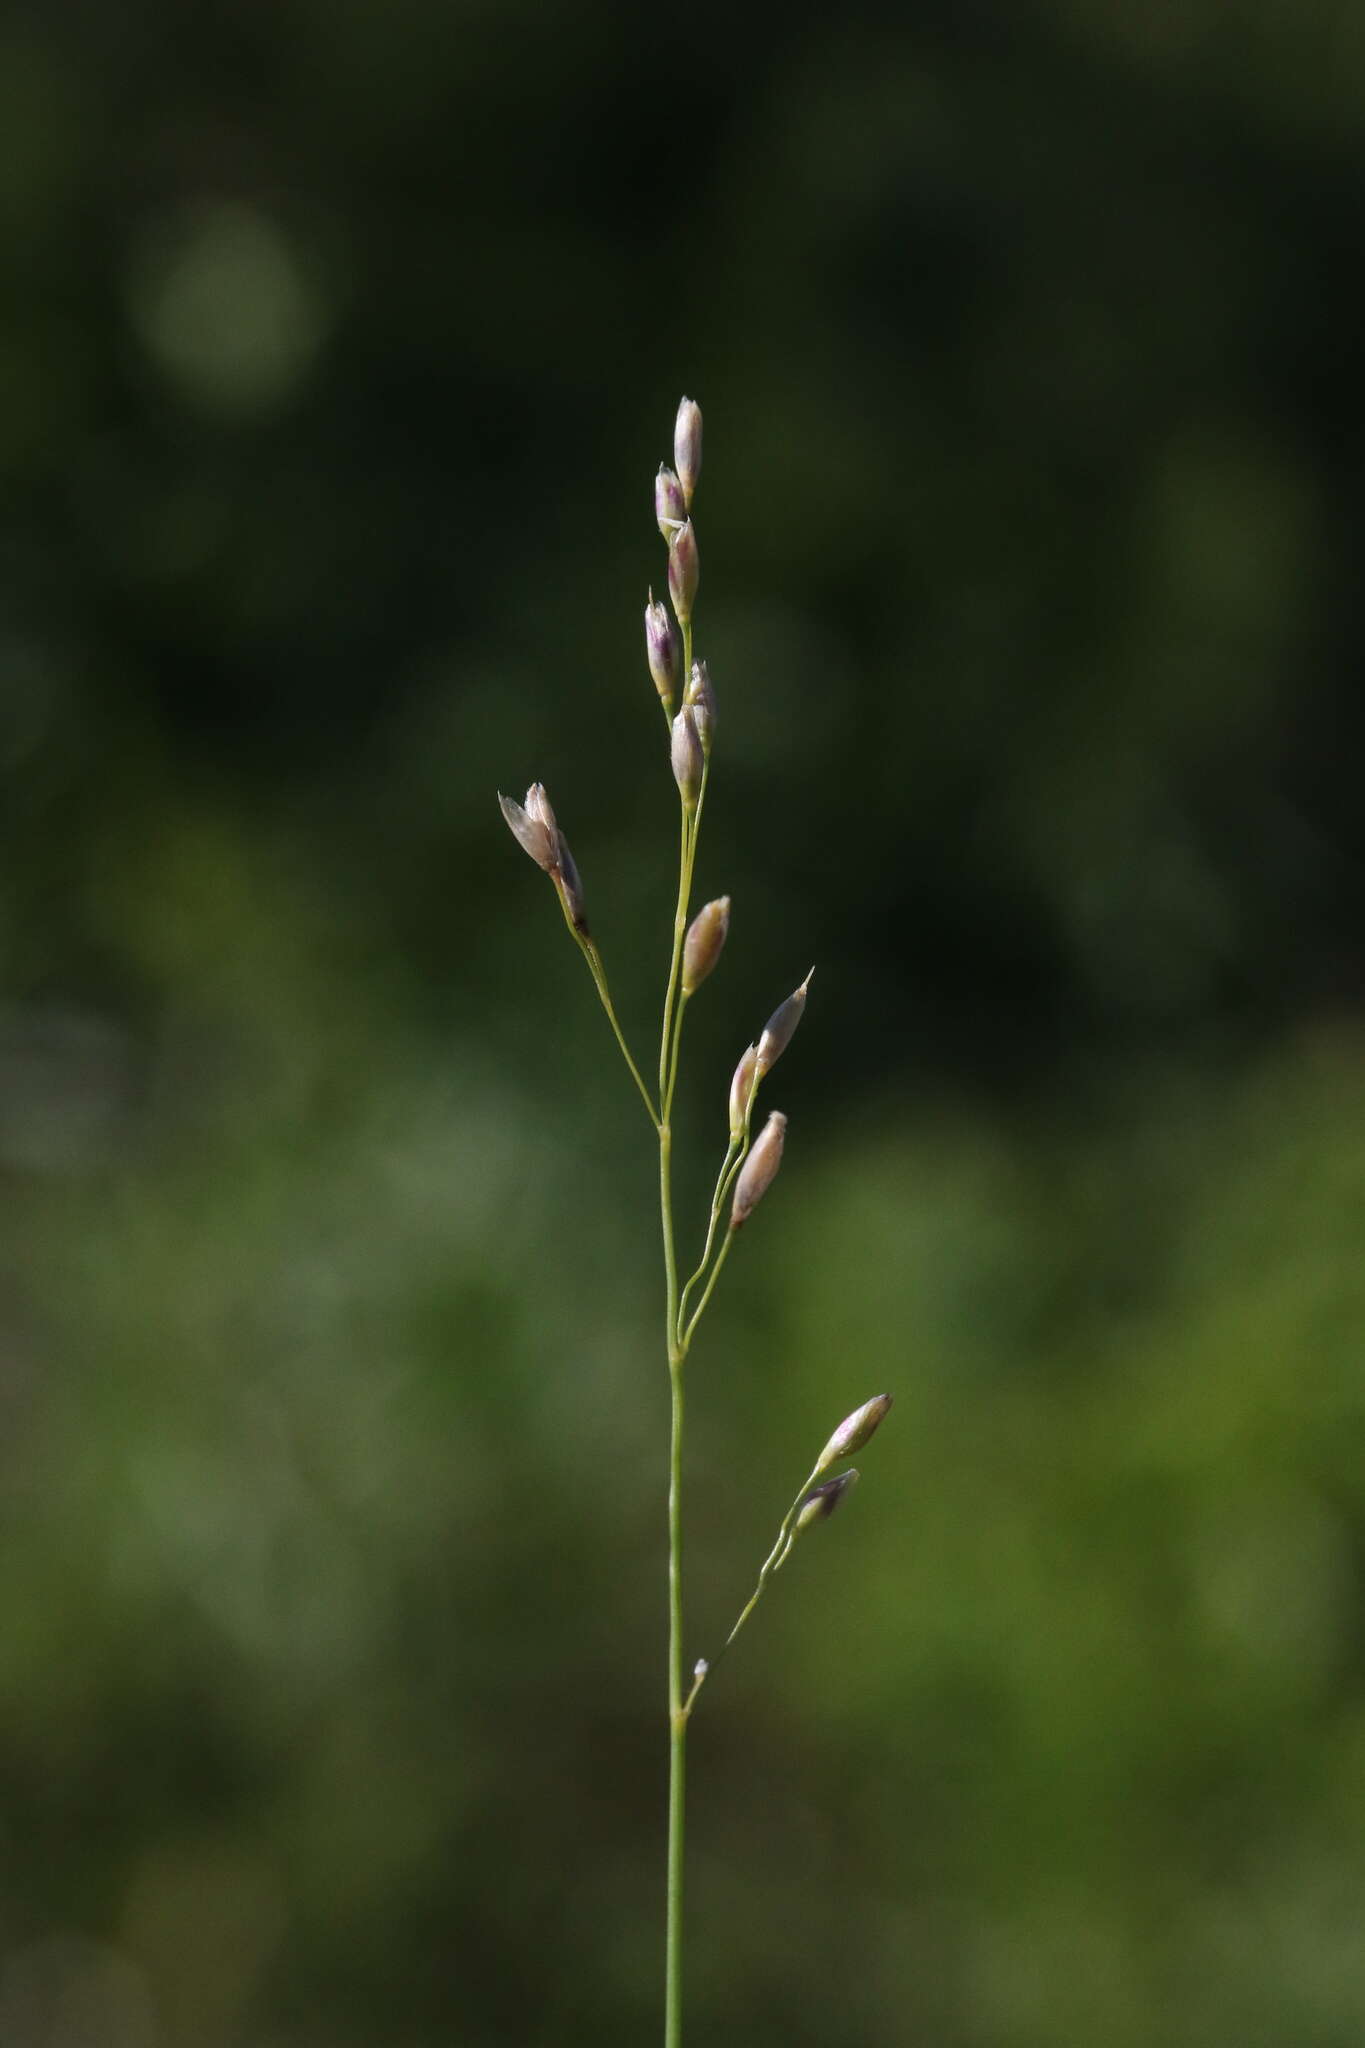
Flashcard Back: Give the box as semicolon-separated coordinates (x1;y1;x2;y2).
497;400;890;2047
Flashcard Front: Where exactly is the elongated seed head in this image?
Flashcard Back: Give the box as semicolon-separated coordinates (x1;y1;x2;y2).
682;896;731;996
670;706;703;810
645;592;682;714
685;658;716;756
756;969;813;1077
731;1109;787;1227
499;791;557;871
668;519;699;624
814;1394;893;1475
674;396;703;507
728;1042;759;1138
794;1468;859;1533
656;464;687;539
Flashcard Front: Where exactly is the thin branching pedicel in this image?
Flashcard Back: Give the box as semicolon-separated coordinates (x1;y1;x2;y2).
497;400;892;2048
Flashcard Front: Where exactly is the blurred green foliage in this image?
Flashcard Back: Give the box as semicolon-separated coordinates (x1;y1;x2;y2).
4;0;1365;2043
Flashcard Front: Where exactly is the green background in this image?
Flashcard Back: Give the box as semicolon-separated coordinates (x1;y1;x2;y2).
4;1;1365;2042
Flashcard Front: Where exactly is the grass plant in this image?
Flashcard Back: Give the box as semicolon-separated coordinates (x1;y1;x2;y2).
499;398;893;2046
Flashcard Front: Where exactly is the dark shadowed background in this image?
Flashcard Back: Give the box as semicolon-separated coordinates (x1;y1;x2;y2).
4;2;1365;2043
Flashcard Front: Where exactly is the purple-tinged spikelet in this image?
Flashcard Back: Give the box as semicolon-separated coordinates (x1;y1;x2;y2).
793;1469;859;1532
670;707;704;810
668;520;699;625
554;830;589;933
656;465;687;539
499;785;557;872
730;1110;786;1228
728;1043;759;1138
674;397;703;508
685;659;716;756
499;784;588;931
645;592;682;714
814;1395;893;1475
682;897;731;996
756;970;813;1077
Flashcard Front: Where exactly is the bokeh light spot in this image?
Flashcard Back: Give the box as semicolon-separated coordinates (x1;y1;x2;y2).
126;201;327;414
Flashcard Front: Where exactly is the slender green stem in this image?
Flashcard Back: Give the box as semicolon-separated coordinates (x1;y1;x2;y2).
664;991;688;1126
658;762;692;2048
676;1134;739;1341
676;1081;760;1344
665;1360;686;2048
575;933;661;1129
712;1138;750;1227
660;616;703;2048
684;1459;824;1714
661;795;709;1118
659;1114;685;2044
658;807;693;1107
725;1459;823;1644
681;1225;737;1350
